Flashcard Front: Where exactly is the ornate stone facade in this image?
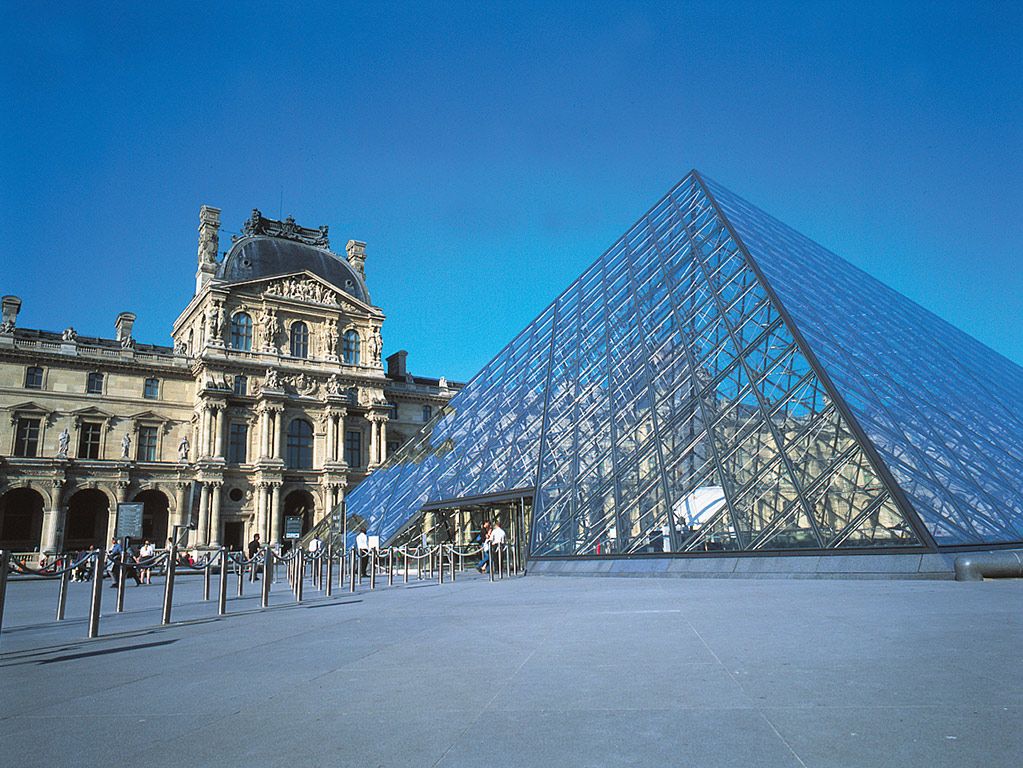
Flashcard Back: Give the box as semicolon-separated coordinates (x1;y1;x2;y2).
0;209;460;554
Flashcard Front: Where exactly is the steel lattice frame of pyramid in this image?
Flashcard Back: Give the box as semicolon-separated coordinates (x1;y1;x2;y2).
347;170;1023;557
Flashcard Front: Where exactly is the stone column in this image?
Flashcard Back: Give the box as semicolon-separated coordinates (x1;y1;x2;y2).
199;405;210;457
270;483;282;546
107;481;130;543
256;482;268;542
325;411;335;463
272;411;283;459
379;419;387;464
173;483;189;534
41;483;66;554
209;482;222;546
260;409;270;458
196;482;210;546
368;417;378;468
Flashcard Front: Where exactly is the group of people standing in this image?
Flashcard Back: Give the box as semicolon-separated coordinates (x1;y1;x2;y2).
475;520;507;573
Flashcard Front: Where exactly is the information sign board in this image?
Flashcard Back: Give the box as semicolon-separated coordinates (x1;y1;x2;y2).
284;516;303;540
116;502;144;539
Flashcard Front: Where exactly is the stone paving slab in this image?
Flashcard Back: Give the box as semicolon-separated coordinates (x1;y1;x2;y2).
1;573;1021;767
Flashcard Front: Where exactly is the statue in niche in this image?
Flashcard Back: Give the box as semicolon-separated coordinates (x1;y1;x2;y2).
369;329;382;364
56;428;70;458
62;327;78;342
325;319;338;357
121;433;132;460
178;434;190;462
207;301;224;341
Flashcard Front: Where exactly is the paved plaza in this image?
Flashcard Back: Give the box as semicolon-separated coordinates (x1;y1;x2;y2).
1;570;1021;767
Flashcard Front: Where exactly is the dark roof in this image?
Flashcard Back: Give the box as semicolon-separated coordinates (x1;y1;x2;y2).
218;236;370;303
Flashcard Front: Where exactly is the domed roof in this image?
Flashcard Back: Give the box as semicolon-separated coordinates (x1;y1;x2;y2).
218;236;370;304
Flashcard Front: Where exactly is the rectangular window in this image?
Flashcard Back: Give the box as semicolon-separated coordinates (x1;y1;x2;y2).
86;372;104;394
143;377;159;399
233;375;248;396
422;405;432;422
388;402;399;420
24;366;43;389
14;417;41;457
137;426;158;462
345;430;362;468
228;423;248;464
78;422;102;459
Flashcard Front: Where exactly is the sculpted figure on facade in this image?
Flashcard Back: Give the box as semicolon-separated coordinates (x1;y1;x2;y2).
263;367;282;390
325;373;342;396
324;318;338;358
56;427;70;458
207;300;224;342
178;434;190;462
62;327;78;342
121;432;132;459
266;277;339;306
372;328;383;364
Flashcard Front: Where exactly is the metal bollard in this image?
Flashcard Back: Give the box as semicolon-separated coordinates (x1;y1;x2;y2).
162;544;177;625
56;568;70;621
489;549;495;582
261;548;271;608
218;549;228;615
370;549;377;590
88;552;105;638
449;547;456;583
349;548;356;593
296;550;304;603
439;546;445;584
115;550;127;612
326;542;334;597
403;549;409;584
0;550;9;639
237;556;245;597
203;557;212;601
387;548;394;586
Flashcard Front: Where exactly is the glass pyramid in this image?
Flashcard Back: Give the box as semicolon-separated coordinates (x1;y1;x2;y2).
347;171;1023;556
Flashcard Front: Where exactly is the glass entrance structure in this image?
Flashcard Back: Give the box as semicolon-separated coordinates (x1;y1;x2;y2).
344;171;1023;560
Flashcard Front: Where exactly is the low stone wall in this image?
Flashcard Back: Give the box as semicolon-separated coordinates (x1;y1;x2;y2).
527;552;964;580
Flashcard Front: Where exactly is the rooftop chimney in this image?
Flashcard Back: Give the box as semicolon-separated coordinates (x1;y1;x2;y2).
1;295;21;332
196;205;221;293
346;239;366;278
386;349;408;379
115;312;136;343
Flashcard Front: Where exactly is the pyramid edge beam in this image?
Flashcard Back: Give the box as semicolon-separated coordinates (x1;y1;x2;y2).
691;170;939;552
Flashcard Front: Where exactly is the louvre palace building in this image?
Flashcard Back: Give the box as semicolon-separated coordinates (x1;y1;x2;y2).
0;207;460;554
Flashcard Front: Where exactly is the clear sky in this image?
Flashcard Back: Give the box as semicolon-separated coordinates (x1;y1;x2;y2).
2;1;1020;382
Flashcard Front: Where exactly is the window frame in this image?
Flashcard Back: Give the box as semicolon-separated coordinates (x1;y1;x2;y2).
24;366;44;389
227;422;248;465
136;425;159;462
233;375;248;396
86;371;104;395
143;377;160;399
77;421;103;459
14;417;41;458
342;329;360;365
230;312;253;351
290;321;310;359
344;429;362;468
286;418;314;469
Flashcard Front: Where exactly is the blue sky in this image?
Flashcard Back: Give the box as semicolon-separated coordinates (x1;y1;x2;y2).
2;1;1020;382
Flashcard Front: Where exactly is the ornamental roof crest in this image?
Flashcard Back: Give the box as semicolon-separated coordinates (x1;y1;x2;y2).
238;209;330;249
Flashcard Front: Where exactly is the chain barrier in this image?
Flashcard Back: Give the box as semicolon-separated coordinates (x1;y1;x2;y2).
0;539;524;645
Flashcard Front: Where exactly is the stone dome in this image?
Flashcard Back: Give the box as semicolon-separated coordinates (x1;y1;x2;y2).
217;236;370;304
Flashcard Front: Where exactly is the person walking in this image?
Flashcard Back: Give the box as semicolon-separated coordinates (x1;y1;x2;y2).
247;533;261;579
476;521;492;574
490;520;507;573
138;539;156;584
356;528;370;577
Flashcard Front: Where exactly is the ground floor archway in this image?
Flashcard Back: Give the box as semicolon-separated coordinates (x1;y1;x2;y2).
282;489;315;550
134;489;170;547
0;487;45;551
65;489;110;551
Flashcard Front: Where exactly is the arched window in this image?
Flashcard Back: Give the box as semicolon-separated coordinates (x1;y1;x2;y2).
290;321;309;358
286;418;314;469
342;329;360;365
230;312;253;351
